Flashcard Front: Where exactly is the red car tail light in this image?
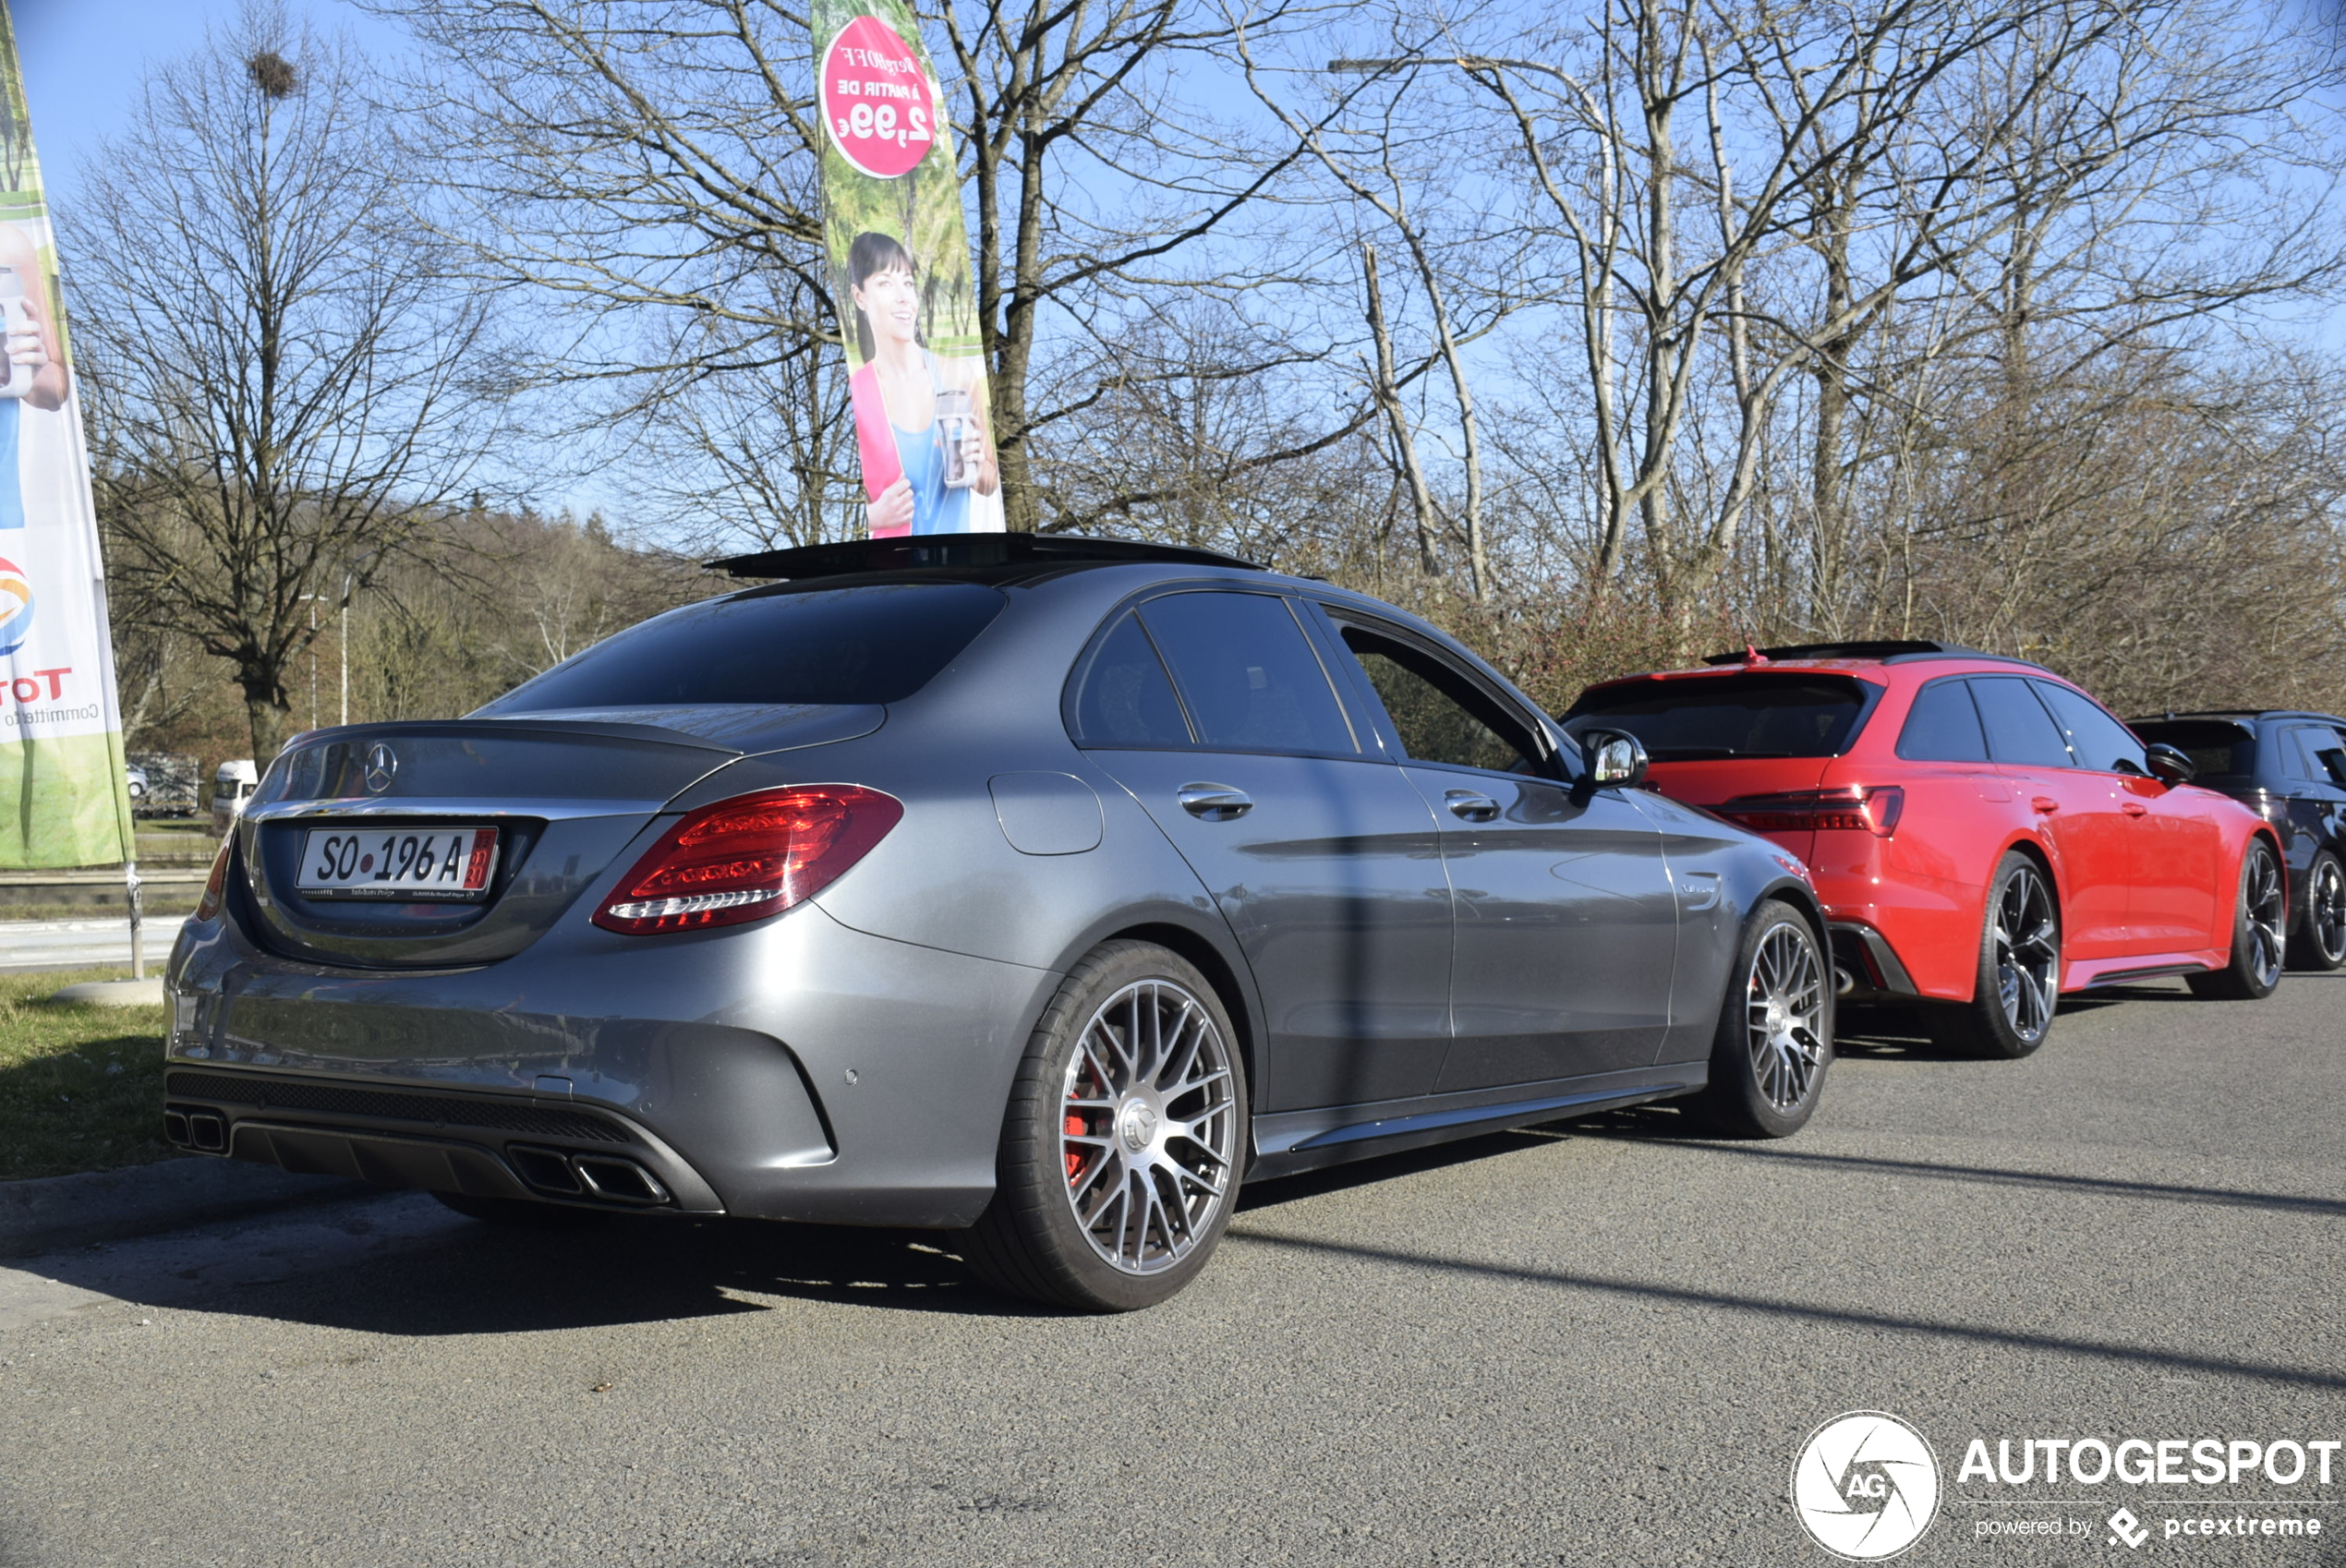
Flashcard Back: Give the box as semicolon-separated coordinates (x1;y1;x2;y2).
194;837;233;921
1721;785;1905;838
592;785;903;935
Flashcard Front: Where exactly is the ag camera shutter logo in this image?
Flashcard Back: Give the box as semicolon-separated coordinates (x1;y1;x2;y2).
1791;1411;1941;1560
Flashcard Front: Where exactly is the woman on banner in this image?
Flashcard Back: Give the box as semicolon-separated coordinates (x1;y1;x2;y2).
0;223;68;533
846;232;998;537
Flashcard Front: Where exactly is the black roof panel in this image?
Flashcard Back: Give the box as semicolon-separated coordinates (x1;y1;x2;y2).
710;531;1264;581
1699;639;2045;670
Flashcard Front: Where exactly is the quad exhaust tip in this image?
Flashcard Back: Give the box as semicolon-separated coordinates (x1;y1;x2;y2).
156;1108;671;1207
163;1106;228;1153
1832;965;1856;997
509;1144;671;1207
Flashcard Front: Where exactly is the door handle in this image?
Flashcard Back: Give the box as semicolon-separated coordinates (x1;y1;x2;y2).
1445;789;1502;823
2122;802;2148;817
2032;796;2061;814
1177;782;1252;821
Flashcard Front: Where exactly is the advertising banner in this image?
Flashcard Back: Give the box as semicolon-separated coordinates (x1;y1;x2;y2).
810;0;1003;537
0;3;132;869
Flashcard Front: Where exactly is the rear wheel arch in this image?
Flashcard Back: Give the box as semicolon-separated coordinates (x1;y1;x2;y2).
2252;828;2289;917
1999;837;2061;988
1941;835;2060;1006
1094;920;1263;1116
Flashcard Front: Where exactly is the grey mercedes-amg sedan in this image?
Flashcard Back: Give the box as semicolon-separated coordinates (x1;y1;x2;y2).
164;534;1832;1309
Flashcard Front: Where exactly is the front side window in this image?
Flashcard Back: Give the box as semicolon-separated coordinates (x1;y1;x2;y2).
2034;681;2147;776
1333;621;1539;774
1137;592;1356;755
1970;677;2074;768
1566;674;1873;761
1896;679;1989;762
476;581;1006;712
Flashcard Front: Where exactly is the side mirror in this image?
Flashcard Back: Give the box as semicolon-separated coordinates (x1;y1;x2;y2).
1581;727;1650;790
2145;743;2195;786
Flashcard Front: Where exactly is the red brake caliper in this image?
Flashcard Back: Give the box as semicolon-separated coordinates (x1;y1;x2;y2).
1065;1062;1094;1182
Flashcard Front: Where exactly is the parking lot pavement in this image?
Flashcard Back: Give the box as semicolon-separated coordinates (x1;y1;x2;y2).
1;975;2340;1567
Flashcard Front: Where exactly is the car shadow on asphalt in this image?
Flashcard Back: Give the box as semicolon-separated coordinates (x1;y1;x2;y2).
17;1203;1063;1333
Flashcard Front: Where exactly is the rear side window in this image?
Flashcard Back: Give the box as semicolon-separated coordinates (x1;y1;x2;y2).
1070;613;1191;747
2282;725;2346;786
2132;719;2255;783
1971;677;2073;767
1896;680;1988;762
2034;681;2147;775
2310;729;2346;787
1137;592;1356;755
477;582;1006;711
1567;674;1872;761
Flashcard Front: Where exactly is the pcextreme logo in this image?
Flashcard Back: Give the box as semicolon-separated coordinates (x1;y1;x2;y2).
1792;1411;1942;1560
0;555;30;654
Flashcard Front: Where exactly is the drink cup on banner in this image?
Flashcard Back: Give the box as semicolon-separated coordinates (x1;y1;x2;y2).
936;387;976;488
0;270;28;398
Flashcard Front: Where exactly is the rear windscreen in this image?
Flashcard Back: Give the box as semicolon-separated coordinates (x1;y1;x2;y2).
475;582;1007;711
1566;674;1876;760
2130;719;2256;784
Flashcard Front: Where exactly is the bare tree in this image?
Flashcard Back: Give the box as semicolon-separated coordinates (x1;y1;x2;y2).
71;3;508;761
372;0;1359;537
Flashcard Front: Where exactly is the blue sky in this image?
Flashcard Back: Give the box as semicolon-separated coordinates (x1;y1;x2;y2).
14;0;405;207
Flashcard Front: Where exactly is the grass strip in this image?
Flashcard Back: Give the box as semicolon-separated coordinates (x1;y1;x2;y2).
0;967;171;1181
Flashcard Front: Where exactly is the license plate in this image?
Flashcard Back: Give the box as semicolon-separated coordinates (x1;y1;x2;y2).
296;826;501;901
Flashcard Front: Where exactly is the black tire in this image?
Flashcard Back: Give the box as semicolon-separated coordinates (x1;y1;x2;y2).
1928;851;2060;1059
1681;900;1832;1138
433;1191;609;1228
957;940;1249;1312
2188;838;2286;999
2286;850;2346;971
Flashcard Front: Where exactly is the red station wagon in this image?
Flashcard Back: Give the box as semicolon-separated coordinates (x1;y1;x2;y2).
1564;642;2286;1057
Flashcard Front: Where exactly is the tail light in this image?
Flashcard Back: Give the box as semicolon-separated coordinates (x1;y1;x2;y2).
193;837;233;921
592;785;902;935
1721;785;1905;838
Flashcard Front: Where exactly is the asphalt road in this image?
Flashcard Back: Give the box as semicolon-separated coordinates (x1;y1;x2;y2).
0;920;141;973
2;973;2341;1566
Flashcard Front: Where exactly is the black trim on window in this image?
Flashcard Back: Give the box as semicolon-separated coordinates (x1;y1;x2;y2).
1305;601;1566;781
1060;587;1371;761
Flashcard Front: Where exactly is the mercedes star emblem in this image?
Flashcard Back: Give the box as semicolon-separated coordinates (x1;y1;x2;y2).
363;742;398;794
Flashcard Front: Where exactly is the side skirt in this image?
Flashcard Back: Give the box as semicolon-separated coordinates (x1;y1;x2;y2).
1246;1064;1707;1182
2064;952;2222;991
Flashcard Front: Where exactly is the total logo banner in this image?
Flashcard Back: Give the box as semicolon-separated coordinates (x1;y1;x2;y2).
1791;1412;2337;1559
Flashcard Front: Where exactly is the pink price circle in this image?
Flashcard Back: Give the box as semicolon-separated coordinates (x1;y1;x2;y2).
819;17;938;180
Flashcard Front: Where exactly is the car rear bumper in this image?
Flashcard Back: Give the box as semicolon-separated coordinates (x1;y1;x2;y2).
1827;920;1919;998
163;898;1061;1228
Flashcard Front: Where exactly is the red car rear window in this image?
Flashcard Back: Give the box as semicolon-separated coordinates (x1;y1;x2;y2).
1567;673;1877;761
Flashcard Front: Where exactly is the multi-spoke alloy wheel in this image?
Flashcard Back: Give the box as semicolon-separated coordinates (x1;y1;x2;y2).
959;941;1250;1311
2195;839;2288;999
1686;900;1832;1138
2244;849;2287;988
1058;979;1238;1275
2294;852;2346;971
1746;924;1826;1111
1929;851;2062;1058
1990;864;2060;1047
